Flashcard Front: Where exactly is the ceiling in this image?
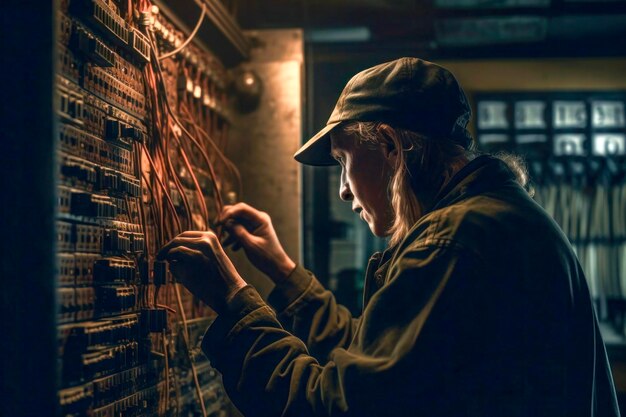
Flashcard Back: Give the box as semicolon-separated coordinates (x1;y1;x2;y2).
234;0;626;59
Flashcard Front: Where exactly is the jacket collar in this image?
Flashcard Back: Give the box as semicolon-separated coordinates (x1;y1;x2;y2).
431;155;518;212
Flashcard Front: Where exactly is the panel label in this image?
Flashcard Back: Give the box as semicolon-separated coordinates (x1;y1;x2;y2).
592;133;626;156
554;134;586;156
515;101;546;129
553;101;587;129
592;101;625;128
478;101;509;129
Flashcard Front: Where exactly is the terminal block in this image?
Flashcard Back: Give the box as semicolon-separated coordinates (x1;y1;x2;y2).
71;0;130;46
105;118;145;143
60;155;98;186
75;253;99;285
92;365;157;408
71;191;118;218
65;314;140;352
94;258;136;283
76;224;103;253
59;383;94;417
75;25;116;67
95;285;137;315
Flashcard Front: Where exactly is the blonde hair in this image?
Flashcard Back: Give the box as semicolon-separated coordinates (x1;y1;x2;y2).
340;122;529;246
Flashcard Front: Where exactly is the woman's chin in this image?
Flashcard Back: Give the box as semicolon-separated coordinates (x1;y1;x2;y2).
368;223;388;238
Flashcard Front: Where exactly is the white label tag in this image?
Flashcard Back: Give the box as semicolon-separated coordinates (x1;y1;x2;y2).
592;101;625;128
553;101;587;129
592;133;626;156
478;101;508;129
554;134;586;156
515;101;546;129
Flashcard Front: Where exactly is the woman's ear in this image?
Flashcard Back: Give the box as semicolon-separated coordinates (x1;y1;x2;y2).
378;125;399;168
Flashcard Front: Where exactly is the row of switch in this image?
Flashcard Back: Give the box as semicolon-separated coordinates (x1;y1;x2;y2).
104;229;145;254
71;191;118;218
91;381;161;417
58;252;100;286
94;258;136;284
58;79;85;124
59;252;141;287
59;382;94;417
59;123;134;175
84;64;146;117
58;284;139;324
59;157;141;198
74;24;116;67
92;364;157;408
57;286;138;323
95;285;138;315
59;73;148;145
58;286;95;324
65;313;140;353
60;369;160;417
57;220;145;255
71;0;150;63
58;43;81;83
105;118;145;143
66;341;140;385
99;167;142;196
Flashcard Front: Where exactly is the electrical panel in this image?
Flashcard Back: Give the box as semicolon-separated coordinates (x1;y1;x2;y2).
55;1;243;415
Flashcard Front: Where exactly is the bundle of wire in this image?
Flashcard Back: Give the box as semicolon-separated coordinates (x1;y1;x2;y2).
132;1;244;416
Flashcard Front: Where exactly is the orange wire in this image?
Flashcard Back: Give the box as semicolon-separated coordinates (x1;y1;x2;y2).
142;142;182;233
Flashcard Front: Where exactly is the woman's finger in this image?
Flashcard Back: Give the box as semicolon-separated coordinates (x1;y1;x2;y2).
157;233;221;261
226;222;257;244
162;244;202;261
157;236;202;260
166;246;204;282
221;233;237;248
219;203;266;225
178;230;209;238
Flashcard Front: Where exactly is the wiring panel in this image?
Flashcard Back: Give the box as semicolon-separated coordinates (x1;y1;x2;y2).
55;1;241;416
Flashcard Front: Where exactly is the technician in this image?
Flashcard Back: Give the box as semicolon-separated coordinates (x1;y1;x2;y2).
158;58;620;416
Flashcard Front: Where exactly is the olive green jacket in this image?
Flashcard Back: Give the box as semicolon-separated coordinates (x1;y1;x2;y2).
202;156;620;417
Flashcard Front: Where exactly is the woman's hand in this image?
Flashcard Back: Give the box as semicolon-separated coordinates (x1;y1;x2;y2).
157;230;247;314
219;203;296;284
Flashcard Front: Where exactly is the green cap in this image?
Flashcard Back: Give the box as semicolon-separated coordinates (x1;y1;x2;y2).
294;57;473;166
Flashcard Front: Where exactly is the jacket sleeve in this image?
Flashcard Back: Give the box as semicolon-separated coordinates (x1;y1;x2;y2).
201;245;475;417
266;264;360;363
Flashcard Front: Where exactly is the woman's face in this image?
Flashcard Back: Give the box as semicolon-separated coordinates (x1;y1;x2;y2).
330;132;396;237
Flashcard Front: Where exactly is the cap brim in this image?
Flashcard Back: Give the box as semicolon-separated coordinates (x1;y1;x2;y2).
294;122;341;166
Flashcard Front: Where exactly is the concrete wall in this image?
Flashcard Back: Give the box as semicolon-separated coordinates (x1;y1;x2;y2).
440;58;626;91
226;29;304;298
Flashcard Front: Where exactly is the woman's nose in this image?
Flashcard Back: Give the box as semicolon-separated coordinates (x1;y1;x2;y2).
339;180;353;201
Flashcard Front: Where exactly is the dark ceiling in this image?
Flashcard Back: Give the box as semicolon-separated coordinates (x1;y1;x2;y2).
235;0;626;59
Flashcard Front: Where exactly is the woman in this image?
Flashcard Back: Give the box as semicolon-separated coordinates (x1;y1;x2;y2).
159;58;619;416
